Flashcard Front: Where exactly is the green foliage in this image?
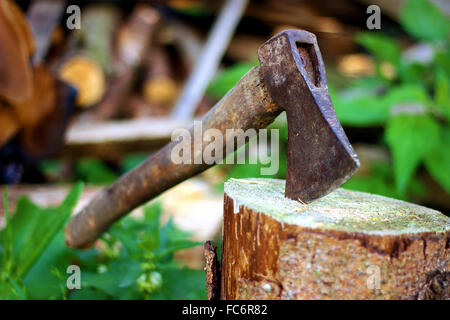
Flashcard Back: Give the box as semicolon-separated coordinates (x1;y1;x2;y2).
331;79;391;126
75;159;118;184
331;0;450;199
434;51;450;120
71;202;205;300
207;62;255;99
219;119;287;185
209;0;449;202
0;183;83;299
0;187;206;300
23;231;89;299
424;128;450;193
39;159;64;181
120;154;147;173
386;113;440;194
40;154;149;185
331;80;432;127
400;0;450;43
384;84;430;106
356;33;401;65
343;163;425;199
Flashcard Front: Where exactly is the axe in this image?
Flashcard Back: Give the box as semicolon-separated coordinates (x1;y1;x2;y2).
66;30;360;248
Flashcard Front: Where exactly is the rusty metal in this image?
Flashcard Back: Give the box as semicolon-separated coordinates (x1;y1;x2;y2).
66;29;359;249
258;30;359;202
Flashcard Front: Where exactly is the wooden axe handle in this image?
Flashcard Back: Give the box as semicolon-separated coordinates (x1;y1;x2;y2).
65;66;280;248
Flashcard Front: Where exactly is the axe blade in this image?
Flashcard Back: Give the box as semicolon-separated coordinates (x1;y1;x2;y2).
258;30;359;203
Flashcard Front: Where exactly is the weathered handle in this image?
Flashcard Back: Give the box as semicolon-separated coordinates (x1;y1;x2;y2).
65;66;280;248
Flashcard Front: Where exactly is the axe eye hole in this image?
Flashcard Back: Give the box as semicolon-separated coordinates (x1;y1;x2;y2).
295;42;321;87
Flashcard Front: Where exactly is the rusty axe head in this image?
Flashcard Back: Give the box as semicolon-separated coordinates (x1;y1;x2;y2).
258;30;359;203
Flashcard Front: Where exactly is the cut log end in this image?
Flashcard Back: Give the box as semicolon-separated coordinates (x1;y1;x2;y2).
221;178;449;300
59;56;105;108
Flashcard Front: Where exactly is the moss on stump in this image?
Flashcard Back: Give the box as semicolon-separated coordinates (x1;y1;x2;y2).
221;178;449;300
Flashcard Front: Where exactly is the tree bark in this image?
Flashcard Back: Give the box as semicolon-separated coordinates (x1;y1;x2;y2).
204;241;221;300
221;178;449;300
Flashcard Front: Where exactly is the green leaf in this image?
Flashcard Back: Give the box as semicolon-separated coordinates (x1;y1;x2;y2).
140;203;163;253
0;277;25;299
434;71;450;120
23;230;92;299
1;188;13;280
343;163;399;198
343;162;425;199
75;159;118;184
80;260;142;299
0;181;209;300
155;219;201;260
344;175;401;199
383;84;430;107
3;182;83;279
334;95;390;126
385;113;440;194
331;79;392;126
332;82;433;127
398;62;431;85
149;267;206;300
356;33;401;65
400;0;450;42
434;51;450;77
120;154;147;173
207;63;255;99
76;200;205;300
424;128;450;193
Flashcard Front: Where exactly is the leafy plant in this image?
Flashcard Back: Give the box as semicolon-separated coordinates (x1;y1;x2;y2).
40;154;149;185
75;159;119;184
0;185;206;300
333;0;450;198
400;0;450;42
385;113;440;193
72;202;206;300
0;183;83;299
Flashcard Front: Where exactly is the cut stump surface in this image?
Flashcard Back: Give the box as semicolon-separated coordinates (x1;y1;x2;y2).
221;178;449;299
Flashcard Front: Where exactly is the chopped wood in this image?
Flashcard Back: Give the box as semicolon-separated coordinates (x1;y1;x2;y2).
86;4;160;121
56;4;119;108
59;56;105;107
142;47;179;107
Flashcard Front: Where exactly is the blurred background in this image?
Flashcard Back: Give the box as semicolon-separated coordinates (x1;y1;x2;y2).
0;0;448;299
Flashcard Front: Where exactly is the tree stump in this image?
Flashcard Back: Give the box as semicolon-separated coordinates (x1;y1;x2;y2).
220;178;449;300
